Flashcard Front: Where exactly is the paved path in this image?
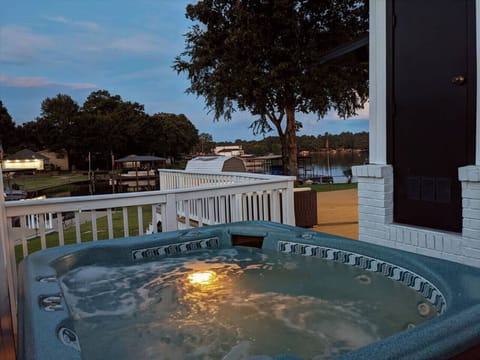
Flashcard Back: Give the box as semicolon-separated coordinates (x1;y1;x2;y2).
311;189;358;240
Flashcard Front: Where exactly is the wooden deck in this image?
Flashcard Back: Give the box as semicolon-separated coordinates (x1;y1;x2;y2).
311;188;358;239
0;315;15;360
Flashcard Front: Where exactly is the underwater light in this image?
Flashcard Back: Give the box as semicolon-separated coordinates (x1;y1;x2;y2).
188;271;217;285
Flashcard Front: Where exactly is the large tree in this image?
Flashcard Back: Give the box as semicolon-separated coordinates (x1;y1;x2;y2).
143;113;199;160
0;101;18;153
174;0;368;176
35;94;81;168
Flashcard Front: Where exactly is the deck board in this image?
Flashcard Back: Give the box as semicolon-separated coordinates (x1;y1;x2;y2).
0;316;15;360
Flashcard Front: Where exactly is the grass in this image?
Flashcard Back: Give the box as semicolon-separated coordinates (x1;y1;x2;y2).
300;182;357;192
4;173;89;192
15;205;153;263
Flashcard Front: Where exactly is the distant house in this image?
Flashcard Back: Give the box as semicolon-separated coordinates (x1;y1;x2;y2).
2;149;49;171
213;145;245;157
37;149;69;170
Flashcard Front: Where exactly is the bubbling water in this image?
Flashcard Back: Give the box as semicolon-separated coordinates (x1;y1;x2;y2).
59;247;436;360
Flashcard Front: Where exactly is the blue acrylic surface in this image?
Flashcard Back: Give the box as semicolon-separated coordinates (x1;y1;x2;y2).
17;221;480;359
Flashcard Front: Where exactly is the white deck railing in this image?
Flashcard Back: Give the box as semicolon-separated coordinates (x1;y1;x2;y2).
0;168;295;339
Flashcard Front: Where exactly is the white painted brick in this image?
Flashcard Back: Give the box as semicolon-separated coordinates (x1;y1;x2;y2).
443;237;453;253
360;234;385;245
404;230;412;245
359;190;392;201
426;234;435;249
357;177;392;185
463;198;480;210
459;165;480;182
362;221;388;232
359;212;389;224
395;228;405;243
415;246;443;260
462;228;480;240
410;231;419;246
359;205;393;217
434;235;443;252
462;246;480;260
463;208;480;220
360;226;387;240
462;256;480;268
440;252;465;265
358;198;390;208
387;227;395;242
452;238;463;255
357;165;392;178
358;183;393;193
417;232;427;248
461;238;480;250
462;189;480;200
463;218;480;230
395;243;418;255
462;182;480;191
352;165;366;177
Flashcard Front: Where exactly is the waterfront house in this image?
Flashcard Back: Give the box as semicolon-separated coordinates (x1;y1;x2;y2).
2;149;49;172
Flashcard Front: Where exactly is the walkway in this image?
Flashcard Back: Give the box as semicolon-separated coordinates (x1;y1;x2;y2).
311;189;358;240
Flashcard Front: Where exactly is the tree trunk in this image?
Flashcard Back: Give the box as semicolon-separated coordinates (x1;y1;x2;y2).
286;106;298;177
279;133;289;175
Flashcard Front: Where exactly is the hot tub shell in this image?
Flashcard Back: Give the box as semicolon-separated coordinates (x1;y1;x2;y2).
17;221;480;359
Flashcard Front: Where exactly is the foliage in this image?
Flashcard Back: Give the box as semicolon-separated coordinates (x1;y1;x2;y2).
174;0;368;175
0;101;19;152
194;133;216;154
143;113;199;159
217;131;368;156
2;91;200;170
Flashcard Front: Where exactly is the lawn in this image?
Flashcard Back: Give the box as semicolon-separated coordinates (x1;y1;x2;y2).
15;205;153;263
3;172;89;192
300;182;358;192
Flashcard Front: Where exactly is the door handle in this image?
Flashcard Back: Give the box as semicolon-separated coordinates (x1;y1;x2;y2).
451;75;466;85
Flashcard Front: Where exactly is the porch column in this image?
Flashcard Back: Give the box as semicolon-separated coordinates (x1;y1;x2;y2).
459;166;480;261
352;165;393;244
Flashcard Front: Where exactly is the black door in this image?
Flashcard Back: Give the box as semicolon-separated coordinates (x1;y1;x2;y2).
388;0;476;232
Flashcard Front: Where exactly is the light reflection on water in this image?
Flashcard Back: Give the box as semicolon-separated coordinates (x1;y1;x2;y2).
59;247;436;360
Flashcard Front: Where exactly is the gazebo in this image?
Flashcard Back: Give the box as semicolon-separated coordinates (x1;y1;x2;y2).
114;155;167;192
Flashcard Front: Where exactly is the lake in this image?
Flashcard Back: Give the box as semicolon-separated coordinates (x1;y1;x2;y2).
299;151;368;183
35;151;368;198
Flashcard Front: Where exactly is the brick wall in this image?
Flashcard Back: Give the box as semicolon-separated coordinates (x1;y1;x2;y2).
353;164;480;268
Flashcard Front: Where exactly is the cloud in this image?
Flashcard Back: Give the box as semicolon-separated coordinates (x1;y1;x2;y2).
44;16;68;24
0;74;97;89
44;16;100;31
0;26;54;64
108;34;162;53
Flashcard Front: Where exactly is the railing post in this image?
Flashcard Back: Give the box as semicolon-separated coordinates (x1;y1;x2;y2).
282;180;296;226
164;193;178;231
0;164;17;340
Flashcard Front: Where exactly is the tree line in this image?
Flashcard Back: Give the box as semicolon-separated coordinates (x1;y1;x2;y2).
216;132;368;156
0;90;200;170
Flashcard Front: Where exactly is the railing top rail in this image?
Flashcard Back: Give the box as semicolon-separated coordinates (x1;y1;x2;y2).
157;169;295;181
4;176;295;216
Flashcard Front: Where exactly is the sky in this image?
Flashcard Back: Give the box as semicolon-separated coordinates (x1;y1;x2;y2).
0;0;369;142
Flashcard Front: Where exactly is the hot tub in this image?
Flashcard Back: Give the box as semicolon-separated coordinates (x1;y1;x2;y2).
18;221;480;359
